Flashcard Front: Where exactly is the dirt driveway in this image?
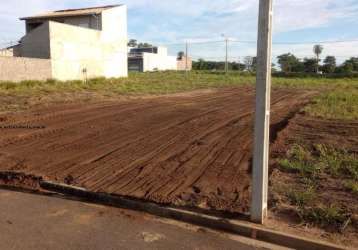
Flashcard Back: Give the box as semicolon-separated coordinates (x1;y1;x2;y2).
0;87;314;213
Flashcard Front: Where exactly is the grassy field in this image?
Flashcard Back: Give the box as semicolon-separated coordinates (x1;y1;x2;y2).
1;71;358;119
1;71;358;94
304;89;358;120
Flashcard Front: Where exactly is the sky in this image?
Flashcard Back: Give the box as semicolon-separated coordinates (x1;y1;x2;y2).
1;0;358;64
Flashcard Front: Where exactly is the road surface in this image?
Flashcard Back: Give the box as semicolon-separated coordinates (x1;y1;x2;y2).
0;189;286;250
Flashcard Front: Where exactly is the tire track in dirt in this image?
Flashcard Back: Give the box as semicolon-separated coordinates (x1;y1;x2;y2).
0;87;314;213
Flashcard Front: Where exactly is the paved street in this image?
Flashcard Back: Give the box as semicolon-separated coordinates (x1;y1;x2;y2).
0;189;282;250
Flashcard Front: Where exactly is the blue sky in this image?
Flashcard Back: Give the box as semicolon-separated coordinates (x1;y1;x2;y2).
1;0;358;63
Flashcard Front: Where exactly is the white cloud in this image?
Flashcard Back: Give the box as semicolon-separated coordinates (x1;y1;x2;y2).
1;0;357;39
273;0;358;32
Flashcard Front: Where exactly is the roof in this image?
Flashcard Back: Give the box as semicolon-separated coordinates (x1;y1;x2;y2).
20;5;121;20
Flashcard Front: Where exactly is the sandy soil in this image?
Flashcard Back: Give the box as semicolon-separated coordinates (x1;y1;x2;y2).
0;87;313;213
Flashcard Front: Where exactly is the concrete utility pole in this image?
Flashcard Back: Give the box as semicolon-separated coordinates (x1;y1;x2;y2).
225;37;229;74
222;34;229;74
185;41;189;74
251;0;273;224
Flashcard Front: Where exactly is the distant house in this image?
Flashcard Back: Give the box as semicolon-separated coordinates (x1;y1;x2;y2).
0;5;128;82
128;46;178;72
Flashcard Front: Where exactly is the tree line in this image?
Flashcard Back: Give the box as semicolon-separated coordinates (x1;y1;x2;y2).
277;46;358;74
193;56;257;72
193;45;358;74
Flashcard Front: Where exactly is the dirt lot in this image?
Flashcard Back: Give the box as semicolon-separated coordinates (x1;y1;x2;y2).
0;87;314;213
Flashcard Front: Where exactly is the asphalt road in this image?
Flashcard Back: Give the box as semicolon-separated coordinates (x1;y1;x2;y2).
0;189;281;250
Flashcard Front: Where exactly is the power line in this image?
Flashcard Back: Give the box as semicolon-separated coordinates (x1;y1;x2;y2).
2;37;358;48
161;38;358;46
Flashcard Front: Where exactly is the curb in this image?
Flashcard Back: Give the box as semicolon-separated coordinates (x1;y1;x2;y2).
39;180;349;250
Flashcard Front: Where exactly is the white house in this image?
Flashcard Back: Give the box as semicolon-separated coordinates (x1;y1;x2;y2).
128;46;177;72
0;5;128;82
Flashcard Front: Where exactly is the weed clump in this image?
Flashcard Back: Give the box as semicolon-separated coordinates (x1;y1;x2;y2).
279;144;358;180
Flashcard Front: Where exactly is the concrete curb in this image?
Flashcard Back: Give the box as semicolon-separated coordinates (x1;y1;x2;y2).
39;180;349;250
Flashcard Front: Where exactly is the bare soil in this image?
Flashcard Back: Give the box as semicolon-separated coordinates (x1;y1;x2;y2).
0;87;313;214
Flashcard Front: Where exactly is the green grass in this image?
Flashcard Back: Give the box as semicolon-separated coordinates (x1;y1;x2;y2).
278;145;319;178
1;71;358;95
278;144;357;229
314;144;358;180
304;88;358;120
278;144;358;180
287;187;316;207
344;181;358;195
1;71;358;120
0;71;252;95
299;205;348;228
285;183;350;229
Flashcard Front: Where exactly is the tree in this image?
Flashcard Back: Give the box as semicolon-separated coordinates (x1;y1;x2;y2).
303;58;318;73
232;61;246;71
177;51;185;59
322;56;336;74
252;56;257;72
313;44;324;73
127;39;138;47
344;57;358;71
195;58;206;70
335;62;354;73
277;53;301;73
138;42;153;48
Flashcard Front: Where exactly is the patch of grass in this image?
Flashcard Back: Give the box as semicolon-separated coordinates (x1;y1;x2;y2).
278;144;357;230
298;205;348;228
287;187;316;207
304;88;358;120
273;77;358;89
278;144;358;180
278;145;319;178
344;181;358;195
314;144;358;180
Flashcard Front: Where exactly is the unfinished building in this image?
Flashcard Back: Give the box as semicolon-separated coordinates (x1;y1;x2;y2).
0;5;128;82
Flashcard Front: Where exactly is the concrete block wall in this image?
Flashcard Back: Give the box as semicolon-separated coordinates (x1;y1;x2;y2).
49;21;104;81
177;56;192;71
0;56;52;82
49;19;128;81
